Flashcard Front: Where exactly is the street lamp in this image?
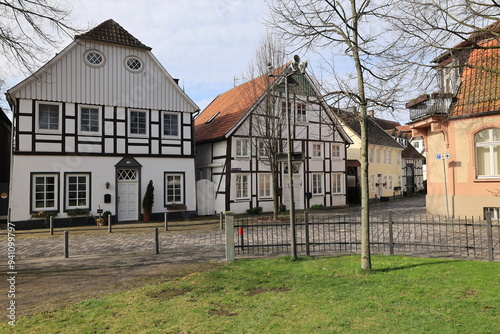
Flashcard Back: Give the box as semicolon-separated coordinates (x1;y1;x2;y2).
269;55;308;260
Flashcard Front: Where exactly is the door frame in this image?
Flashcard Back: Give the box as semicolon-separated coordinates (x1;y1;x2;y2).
115;157;142;221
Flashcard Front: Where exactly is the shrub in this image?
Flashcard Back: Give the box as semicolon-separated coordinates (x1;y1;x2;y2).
310;204;325;210
246;206;263;214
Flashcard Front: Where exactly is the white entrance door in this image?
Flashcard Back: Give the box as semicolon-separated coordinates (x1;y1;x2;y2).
283;163;303;210
117;169;139;221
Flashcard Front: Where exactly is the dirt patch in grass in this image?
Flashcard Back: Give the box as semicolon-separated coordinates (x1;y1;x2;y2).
11;255;222;317
247;287;291;297
208;304;238;317
146;288;192;299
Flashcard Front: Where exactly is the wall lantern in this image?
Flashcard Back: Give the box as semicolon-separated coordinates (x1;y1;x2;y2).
106;182;110;189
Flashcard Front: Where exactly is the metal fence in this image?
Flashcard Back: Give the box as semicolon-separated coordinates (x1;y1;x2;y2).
231;212;499;262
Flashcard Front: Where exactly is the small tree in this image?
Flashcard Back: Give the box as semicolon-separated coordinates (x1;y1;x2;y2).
142;180;154;221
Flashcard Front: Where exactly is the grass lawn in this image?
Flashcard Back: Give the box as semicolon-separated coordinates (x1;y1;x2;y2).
3;255;499;333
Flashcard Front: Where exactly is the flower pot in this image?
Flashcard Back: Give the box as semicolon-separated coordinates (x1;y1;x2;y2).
143;212;151;222
279;204;286;212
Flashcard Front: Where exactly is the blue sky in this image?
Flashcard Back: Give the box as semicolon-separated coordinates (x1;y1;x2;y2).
1;0;410;124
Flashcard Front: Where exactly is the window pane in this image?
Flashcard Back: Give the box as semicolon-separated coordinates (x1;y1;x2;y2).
130;111;146;134
164;114;179;136
477;146;490;175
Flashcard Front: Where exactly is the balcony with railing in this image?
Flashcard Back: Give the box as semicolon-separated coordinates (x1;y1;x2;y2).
407;93;454;122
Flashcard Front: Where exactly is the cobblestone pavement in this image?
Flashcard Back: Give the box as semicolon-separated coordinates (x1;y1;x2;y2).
1;196;427;317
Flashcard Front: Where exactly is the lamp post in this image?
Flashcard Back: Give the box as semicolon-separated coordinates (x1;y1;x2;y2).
269;55;308;260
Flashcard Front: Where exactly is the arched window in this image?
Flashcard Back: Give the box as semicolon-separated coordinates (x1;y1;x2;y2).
475;128;500;178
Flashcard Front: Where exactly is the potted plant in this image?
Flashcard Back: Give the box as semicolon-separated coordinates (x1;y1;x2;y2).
142;180;154;222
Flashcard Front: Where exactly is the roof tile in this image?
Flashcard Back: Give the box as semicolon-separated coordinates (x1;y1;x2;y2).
75;19;152;50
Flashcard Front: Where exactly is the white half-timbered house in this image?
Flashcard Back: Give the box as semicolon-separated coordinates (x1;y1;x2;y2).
194;64;352;215
7;20;198;228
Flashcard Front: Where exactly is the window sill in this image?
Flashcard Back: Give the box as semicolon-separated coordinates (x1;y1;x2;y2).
474;177;500;182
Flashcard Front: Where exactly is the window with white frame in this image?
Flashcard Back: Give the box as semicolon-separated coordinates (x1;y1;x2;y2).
235;174;249;199
475;128;500;178
397;151;401;165
376;148;381;163
370;174;375;192
66;173;90;209
258;174;272;199
484;207;500;220
235;139;249;157
388;175;393;190
37;103;61;132
332;144;341;158
312;173;324;195
258;140;269;157
369;147;374;162
284;163;301;174
163;112;180;137
312;143;322;158
32;174;58;211
383;150;387;164
332;173;343;194
383;175;388;189
296;103;307;122
79;106;100;133
165;173;184;204
129;110;147;135
388;150;392;164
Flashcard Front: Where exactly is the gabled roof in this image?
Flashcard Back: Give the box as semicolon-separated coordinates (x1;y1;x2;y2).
337;111;403;149
433;20;500;64
450;38;500;117
195;72;275;143
75;19;152;51
195;65;352;144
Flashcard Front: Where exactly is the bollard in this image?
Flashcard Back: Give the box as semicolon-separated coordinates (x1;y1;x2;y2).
154;227;159;254
64;230;69;258
164;213;168;231
108;214;112;233
225;212;235;262
50;216;54;235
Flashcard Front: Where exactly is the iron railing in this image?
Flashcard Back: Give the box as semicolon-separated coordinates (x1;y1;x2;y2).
232;212;499;261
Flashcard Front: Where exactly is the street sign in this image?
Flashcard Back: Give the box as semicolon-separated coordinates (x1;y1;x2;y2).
436;153;450;159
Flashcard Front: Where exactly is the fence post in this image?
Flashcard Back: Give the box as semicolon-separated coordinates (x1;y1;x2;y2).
305;211;310;256
154;227;160;254
164;213;168;231
64;231;69;258
486;211;494;262
388;211;394;255
225;211;235;262
220;212;224;229
108;214;112;233
50;216;54;235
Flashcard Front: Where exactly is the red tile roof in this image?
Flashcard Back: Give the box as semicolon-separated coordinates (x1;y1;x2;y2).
450;38;500;117
195;71;279;143
75;19;152;51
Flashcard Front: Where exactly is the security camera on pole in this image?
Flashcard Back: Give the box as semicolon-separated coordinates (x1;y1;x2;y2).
269;55;308;260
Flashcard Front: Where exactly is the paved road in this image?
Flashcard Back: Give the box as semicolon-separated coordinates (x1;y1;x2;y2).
0;196;427;316
7;195;427;262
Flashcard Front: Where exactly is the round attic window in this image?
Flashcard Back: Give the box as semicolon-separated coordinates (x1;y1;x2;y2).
125;56;143;72
84;50;105;67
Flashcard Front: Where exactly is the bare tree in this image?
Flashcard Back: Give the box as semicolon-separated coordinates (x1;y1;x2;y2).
266;0;408;270
240;33;288;219
0;0;79;77
387;0;500;96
